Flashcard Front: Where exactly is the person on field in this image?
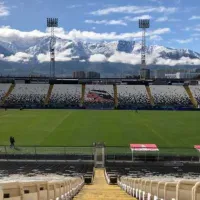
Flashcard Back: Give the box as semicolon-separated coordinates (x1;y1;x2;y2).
9;136;15;149
10;136;13;148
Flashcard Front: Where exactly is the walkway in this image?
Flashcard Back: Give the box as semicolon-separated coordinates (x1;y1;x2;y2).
74;168;136;200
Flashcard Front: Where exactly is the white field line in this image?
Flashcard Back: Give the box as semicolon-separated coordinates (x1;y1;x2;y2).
39;112;72;144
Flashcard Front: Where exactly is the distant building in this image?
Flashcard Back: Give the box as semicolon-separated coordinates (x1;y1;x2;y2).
140;68;150;79
86;71;100;79
72;71;85;78
165;72;200;79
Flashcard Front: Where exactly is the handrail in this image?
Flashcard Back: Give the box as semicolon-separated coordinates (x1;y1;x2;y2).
119;177;200;200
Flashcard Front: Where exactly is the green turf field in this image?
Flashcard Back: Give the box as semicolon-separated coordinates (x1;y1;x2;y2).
0;109;199;149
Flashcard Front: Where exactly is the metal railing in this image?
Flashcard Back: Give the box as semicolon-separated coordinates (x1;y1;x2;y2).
0;145;199;162
0;145;94;161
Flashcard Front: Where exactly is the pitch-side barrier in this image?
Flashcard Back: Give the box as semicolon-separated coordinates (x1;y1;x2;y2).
0;145;200;163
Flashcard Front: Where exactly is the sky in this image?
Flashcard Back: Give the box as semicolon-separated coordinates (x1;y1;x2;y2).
0;0;200;52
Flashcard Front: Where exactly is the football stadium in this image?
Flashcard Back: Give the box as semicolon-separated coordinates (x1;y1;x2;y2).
1;0;200;199
0;78;200;200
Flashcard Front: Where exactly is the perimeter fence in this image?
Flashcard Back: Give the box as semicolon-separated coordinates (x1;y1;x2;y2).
0;146;199;162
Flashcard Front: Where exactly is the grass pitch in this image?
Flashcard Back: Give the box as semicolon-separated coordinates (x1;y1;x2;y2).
0;109;199;148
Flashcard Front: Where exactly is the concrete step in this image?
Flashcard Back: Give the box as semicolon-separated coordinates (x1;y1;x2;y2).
74;168;136;200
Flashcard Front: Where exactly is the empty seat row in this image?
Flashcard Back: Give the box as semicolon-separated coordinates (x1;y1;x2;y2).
0;177;84;200
5;84;48;106
1;83;200;108
118;177;200;200
150;86;192;107
0;162;94;180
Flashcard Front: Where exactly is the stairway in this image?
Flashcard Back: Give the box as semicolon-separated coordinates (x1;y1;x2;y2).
44;84;54;105
145;85;154;106
74;168;135;200
0;84;15;105
184;85;198;108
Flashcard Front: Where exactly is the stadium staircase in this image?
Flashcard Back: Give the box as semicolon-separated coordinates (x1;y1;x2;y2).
145;85;154;106
44;84;54;105
74;168;136;200
183;85;198;108
0;83;15;105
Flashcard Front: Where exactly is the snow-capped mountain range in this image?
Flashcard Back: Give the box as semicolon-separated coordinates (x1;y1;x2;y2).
0;37;200;76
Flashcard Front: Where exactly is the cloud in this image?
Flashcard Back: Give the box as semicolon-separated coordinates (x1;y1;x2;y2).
37;53;49;63
108;51;200;66
175;38;193;44
85;19;127;26
0;26;170;42
66;4;82;9
65;28;170;40
156;16;181;22
90;6;177;15
108;52;141;65
156;16;168;22
189;16;200;20
0;2;9;17
191;33;200;37
182;27;191;31
150;35;163;41
37;50;72;63
89;54;107;62
4;52;33;62
0;26;46;42
124;15;152;22
156;57;200;66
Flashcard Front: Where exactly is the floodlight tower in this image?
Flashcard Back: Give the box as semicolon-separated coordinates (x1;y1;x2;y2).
139;19;150;79
47;18;58;78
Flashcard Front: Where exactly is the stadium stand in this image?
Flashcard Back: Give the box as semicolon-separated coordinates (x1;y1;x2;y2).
84;85;114;109
118;177;200;200
0;162;93;181
5;84;49;108
117;85;150;109
0;177;84;200
0;83;199;109
0;162;96;200
104;162;200;199
150;85;192;108
189;86;200;107
0;83;12;104
106;163;200;179
49;84;81;108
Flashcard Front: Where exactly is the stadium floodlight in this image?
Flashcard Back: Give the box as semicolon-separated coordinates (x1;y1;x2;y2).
47;18;58;27
139;19;150;79
47;18;59;78
139;19;150;29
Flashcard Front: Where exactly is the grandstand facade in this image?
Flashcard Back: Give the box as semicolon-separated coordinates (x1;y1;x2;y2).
0;79;200;109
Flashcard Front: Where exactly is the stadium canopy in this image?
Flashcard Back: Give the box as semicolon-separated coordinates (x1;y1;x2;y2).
194;145;200;152
194;145;200;162
130;144;159;152
130;144;159;162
